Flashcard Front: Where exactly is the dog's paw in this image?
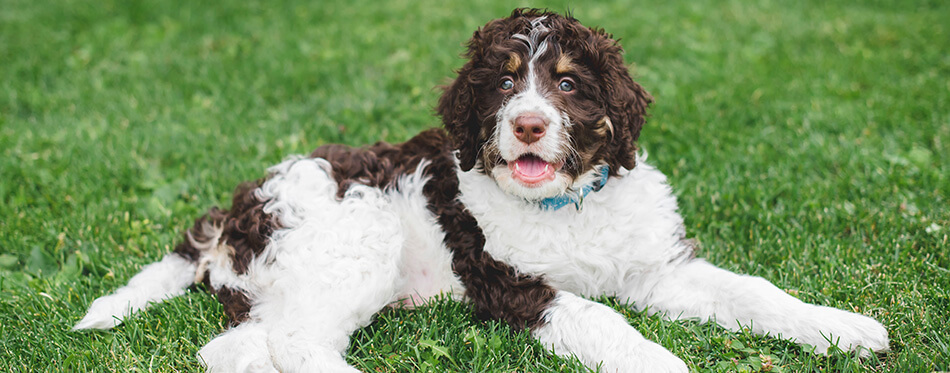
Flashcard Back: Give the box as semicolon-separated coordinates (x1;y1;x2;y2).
199;324;278;373
72;294;128;330
599;340;687;373
802;306;889;356
533;292;687;373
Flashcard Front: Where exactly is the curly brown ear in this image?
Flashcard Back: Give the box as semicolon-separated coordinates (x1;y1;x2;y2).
437;18;506;172
437;63;480;172
595;32;654;171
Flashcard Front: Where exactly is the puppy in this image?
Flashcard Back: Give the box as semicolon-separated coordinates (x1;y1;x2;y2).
75;9;889;372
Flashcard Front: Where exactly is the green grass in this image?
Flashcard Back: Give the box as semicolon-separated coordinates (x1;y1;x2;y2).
1;0;947;371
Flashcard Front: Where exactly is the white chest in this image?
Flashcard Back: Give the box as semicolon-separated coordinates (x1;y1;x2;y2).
457;161;691;296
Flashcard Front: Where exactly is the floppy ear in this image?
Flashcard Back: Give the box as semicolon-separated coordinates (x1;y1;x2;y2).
595;32;654;171
437;62;481;172
437;19;507;172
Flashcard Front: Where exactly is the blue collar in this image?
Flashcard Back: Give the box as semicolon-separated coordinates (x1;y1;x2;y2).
538;165;610;211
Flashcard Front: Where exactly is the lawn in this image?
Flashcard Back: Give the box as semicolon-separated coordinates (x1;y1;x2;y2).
1;0;948;371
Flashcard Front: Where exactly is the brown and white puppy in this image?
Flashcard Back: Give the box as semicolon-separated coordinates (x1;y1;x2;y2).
75;9;889;372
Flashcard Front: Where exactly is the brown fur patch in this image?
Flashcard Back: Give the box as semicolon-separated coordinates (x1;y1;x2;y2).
555;54;575;74
222;180;277;274
216;287;251;326
173;180;278;324
595;116;614;138
173;207;227;262
505;53;522;73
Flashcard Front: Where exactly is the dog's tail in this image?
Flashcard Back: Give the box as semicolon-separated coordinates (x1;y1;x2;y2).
73;211;224;330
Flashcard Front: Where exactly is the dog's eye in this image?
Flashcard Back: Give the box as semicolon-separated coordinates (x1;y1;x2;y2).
558;78;575;92
499;78;514;91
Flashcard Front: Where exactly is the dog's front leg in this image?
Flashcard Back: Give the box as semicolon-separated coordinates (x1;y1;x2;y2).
624;259;889;355
532;291;687;373
423;157;684;372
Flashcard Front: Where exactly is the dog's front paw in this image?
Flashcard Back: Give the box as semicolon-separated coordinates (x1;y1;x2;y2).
533;292;687;373
599;340;687;373
804;306;889;356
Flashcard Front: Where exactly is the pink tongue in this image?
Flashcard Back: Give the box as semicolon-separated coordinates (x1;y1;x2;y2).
513;155;548;177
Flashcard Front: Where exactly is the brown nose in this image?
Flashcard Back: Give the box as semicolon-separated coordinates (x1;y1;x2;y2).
513;114;548;144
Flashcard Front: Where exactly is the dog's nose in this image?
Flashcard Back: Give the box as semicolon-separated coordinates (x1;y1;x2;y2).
513;114;548;144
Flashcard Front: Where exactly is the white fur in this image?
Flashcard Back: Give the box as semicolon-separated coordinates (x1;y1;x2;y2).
201;157;407;371
459;156;693;296
389;163;465;306
624;259;890;355
198;322;277;373
73;254;196;330
533;292;687;372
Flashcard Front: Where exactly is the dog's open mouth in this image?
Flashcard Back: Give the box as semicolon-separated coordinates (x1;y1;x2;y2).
507;154;562;187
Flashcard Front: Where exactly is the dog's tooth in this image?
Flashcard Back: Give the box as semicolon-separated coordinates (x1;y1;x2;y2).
515;162;521;171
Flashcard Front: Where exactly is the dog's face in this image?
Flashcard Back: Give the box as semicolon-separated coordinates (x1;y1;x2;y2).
439;9;653;200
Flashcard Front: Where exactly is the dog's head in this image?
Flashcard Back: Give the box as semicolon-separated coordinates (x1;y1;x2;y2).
438;9;653;201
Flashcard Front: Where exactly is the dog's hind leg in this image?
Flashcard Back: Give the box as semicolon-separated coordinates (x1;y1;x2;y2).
260;197;403;371
73;253;197;330
198;321;278;373
257;240;402;370
264;328;363;373
247;163;406;371
74;208;225;330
